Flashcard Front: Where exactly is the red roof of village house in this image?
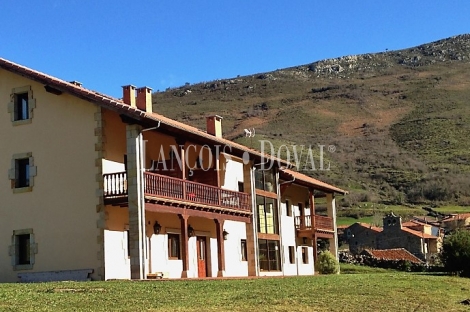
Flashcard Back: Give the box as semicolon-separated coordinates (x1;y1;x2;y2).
280;169;348;194
442;213;470;222
362;248;423;264
353;222;383;233
401;227;438;239
0;57;290;166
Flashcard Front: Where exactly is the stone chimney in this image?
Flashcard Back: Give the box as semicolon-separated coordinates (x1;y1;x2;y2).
206;115;223;138
136;87;153;112
122;85;137;108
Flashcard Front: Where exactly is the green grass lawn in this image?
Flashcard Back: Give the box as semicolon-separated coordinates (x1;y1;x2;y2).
336;216;374;226
1;272;470;311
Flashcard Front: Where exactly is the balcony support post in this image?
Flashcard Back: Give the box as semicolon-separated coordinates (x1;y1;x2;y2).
126;124;147;280
214;218;226;277
309;188;317;264
176;139;187;200
178;213;190;278
326;193;339;265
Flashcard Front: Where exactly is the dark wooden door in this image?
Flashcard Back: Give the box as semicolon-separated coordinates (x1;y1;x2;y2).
196;236;207;277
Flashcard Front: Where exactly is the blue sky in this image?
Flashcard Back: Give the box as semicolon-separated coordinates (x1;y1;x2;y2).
1;1;469;98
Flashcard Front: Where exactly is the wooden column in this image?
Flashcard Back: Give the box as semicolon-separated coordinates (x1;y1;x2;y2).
309;188;317;264
179;214;190;278
214;219;225;277
176;139;187;199
213;149;222;206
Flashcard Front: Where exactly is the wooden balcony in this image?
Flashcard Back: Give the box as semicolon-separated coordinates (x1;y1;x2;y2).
295;215;334;234
103;171;252;215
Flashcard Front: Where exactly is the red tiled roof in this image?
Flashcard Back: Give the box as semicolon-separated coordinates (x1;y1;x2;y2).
279;169;347;194
362;248;423;264
442;213;470;222
402;227;437;239
0;57;289;166
355;222;383;233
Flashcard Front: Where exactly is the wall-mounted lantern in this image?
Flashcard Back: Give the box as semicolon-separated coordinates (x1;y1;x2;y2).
223;229;229;240
188;225;195;237
153;221;161;235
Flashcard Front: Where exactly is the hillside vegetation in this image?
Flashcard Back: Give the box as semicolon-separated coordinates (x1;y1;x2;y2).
153;34;470;212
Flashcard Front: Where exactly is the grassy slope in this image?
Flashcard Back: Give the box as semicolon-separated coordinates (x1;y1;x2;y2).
1;274;470;311
153;35;470;211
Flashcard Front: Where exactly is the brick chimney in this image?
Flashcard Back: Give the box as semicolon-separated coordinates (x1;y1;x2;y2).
206;115;223;138
122;85;137;108
136;87;153;112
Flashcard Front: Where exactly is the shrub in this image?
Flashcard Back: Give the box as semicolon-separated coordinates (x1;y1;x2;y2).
440;229;470;277
315;251;339;274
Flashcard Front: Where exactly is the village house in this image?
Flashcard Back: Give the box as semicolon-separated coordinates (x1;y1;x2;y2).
0;58;346;282
345;213;441;262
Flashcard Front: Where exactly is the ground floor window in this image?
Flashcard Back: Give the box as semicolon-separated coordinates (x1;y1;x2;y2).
258;239;280;271
168;234;181;259
302;247;309;264
10;229;36;270
241;239;247;261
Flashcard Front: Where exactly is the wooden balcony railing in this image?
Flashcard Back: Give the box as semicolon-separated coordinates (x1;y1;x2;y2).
295;215;334;232
103;172;128;197
104;171;251;212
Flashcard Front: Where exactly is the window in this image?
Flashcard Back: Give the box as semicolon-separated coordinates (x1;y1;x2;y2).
168;234;181;259
238;181;244;193
15;93;29;121
126;230;130;258
285;200;292;216
255;169;276;192
241;239;247;261
17;234;31;265
8;86;36;125
256;195;278;234
15;158;30;188
9;153;36;193
302;247;309;264
288;246;295;264
10;229;37;270
258;239;280;271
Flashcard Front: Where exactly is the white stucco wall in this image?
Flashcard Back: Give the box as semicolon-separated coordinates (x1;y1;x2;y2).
297;246;314;275
223;220;248;277
280;201;297;276
221;156;244;191
104;230;130;280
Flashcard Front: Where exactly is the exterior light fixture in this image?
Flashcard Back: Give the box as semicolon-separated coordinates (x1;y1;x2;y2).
188;225;195;237
153;221;161;235
223;229;229;240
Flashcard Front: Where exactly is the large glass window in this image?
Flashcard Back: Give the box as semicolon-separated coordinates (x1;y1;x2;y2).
254;169;276;192
258;239;280;271
256;195;278;234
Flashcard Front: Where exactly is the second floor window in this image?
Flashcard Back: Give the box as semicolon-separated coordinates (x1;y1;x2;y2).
15;158;30;188
255;169;276;192
15;93;29;121
256;195;278;234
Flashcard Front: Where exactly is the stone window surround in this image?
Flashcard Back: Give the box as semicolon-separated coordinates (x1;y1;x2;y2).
9;228;38;271
8;152;37;193
7;85;36;125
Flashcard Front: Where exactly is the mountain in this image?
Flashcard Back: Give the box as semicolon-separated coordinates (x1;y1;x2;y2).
153;34;470;208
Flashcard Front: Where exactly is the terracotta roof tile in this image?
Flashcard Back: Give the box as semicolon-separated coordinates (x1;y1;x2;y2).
0;57;290;166
362;248;423;264
355;222;383;233
401;227;437;239
279;169;347;194
442;213;470;222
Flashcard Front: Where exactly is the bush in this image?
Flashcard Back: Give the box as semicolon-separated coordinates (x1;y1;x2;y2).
440;229;470;277
315;251;340;274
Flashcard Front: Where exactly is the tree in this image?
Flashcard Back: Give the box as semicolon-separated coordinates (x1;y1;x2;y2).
440;229;470;277
315;251;339;274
